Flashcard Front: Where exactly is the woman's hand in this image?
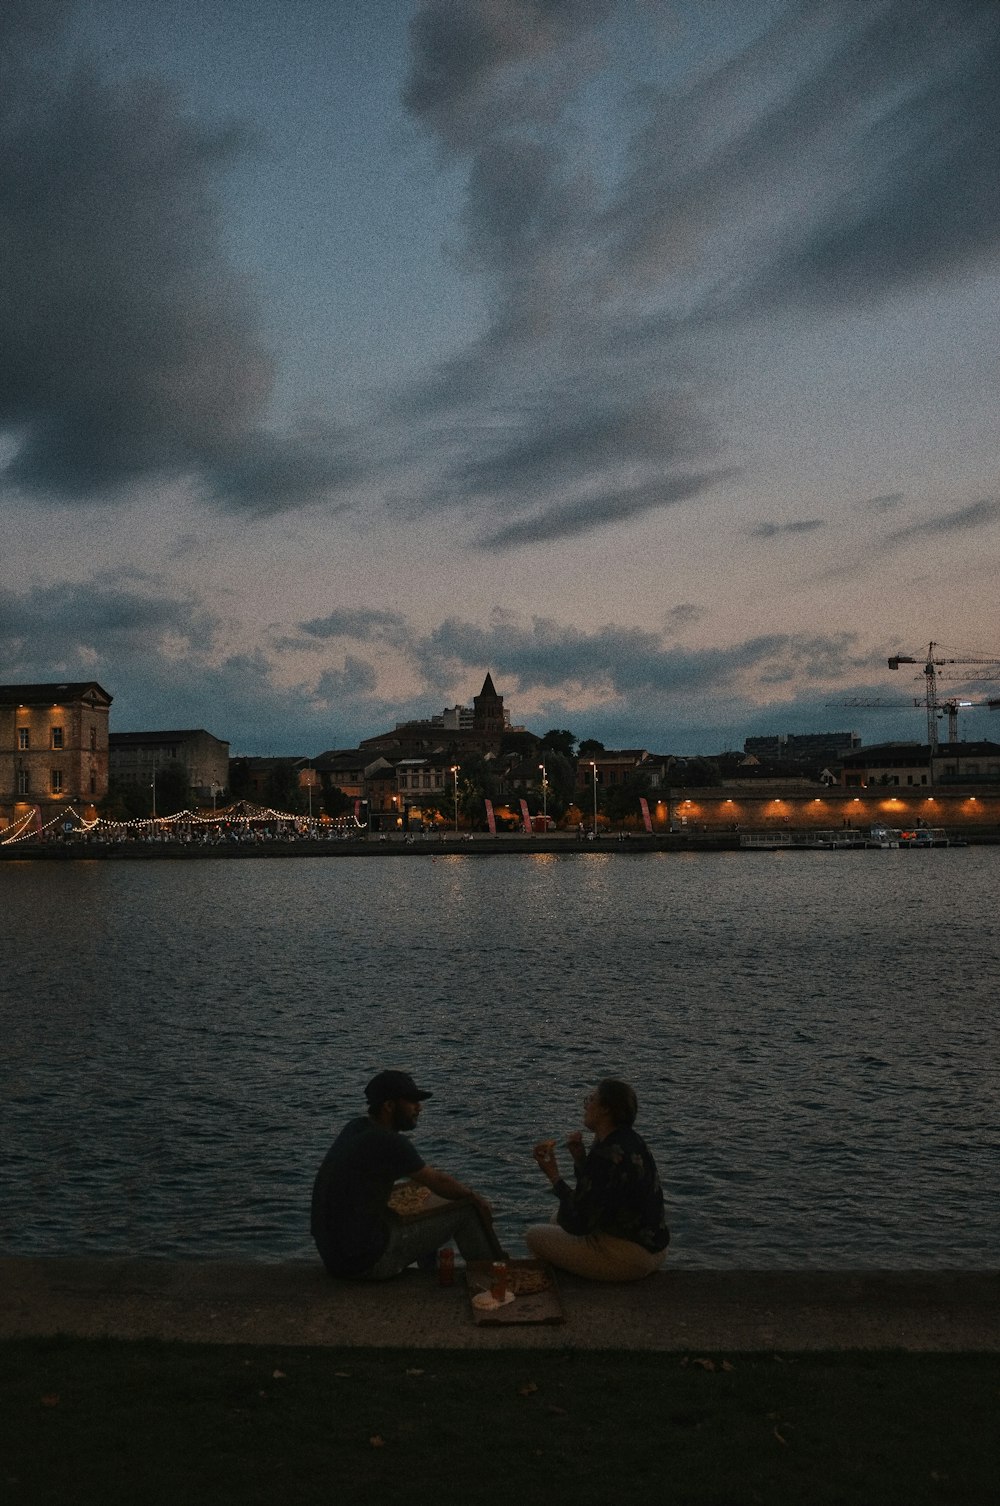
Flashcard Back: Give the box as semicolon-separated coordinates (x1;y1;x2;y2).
532;1139;560;1185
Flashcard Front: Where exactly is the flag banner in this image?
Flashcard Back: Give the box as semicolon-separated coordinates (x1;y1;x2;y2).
519;798;532;835
354;799;361;821
485;798;497;836
639;796;653;834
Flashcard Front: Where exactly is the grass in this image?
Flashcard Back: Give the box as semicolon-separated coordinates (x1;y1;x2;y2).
2;1339;998;1505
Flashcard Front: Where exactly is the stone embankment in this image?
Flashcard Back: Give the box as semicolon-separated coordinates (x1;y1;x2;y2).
2;1258;996;1351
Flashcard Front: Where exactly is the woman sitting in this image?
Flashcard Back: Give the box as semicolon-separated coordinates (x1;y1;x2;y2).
525;1078;669;1282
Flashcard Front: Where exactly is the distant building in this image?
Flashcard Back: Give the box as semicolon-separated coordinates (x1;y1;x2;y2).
0;681;112;824
228;754;315;802
840;740;1000;789
576;750;651;791
745;731;860;762
437;704;475;731
361;674;512;757
933;741;1000;784
742;735;784;760
110;729;229;802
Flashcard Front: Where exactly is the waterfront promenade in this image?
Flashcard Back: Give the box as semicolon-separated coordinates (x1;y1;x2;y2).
4;829;1000;859
2;1259;996;1351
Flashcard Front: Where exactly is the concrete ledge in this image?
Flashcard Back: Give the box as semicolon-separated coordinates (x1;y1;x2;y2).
1;1259;997;1350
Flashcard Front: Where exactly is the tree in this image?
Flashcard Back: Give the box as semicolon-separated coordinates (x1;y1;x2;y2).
577;738;605;757
456;753;501;827
603;767;652;824
228;758;252;799
539;728;576;758
155;760;190;817
263;762;304;813
322;783;350;818
105;780;151;820
669;757;721;788
538;750;576;821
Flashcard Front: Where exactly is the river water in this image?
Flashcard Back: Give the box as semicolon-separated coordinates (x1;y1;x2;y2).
1;849;997;1268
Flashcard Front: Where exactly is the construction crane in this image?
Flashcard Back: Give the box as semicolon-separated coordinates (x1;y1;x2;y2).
829;694;999;745
887;642;1000;750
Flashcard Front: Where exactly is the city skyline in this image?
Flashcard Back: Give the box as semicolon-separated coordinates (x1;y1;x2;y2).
4;1;999;755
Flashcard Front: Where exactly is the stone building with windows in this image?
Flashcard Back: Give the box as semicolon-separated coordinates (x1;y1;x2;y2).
839;740;1000;789
0;681;113;826
109;729;229;804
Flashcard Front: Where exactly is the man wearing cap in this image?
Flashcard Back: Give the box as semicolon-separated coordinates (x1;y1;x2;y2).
311;1069;506;1278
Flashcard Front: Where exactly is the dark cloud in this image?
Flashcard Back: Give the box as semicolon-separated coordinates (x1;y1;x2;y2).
416;612;866;701
886;498;1000;544
404;0;617;152
865;493;905;513
398;0;728;548
758;4;1000;306
395;1;1000;547
480;470;731;548
0;572;216;665
300;608;409;649
313;657;379;703
664;603;705;633
674;0;1000;314
0;18;355;512
751;519;825;540
0;574;394;752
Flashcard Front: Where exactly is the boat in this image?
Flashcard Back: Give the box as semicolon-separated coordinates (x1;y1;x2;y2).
899;827;950;847
867;826;901;849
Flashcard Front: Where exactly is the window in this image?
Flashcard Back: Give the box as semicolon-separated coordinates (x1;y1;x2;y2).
18;728;29;750
90;727;97;751
51;726;64;749
398;774;408;789
51;769;63;793
90;774;97;794
17;769;29;795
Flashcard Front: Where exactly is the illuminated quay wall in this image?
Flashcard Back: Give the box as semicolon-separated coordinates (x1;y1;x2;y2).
646;788;1000;832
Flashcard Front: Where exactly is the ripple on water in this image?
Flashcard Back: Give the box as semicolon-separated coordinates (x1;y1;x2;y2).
1;849;998;1265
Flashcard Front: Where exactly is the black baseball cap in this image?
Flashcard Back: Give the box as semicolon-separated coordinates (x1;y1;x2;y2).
364;1070;432;1105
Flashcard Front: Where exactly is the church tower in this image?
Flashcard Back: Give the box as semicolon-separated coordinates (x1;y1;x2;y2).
472;672;505;743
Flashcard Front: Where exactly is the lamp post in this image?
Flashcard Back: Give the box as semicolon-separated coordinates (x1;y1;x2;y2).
150;767;157;820
538;761;547;829
590;760;597;835
451;764;460;832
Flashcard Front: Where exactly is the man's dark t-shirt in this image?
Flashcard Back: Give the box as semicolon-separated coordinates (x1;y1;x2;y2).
311;1116;425;1276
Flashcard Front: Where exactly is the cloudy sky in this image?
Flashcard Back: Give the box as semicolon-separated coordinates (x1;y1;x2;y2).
3;0;999;754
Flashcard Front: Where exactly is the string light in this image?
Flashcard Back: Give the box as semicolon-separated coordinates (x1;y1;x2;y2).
1;801;364;845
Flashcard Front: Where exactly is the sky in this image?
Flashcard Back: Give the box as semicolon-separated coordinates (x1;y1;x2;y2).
3;0;999;755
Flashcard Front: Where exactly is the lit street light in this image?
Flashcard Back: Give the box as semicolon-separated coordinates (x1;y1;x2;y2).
150;767;157;820
538;761;548;829
451;764;460;832
589;760;598;835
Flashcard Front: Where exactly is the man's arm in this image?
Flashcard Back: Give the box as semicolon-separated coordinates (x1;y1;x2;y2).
411;1165;494;1222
